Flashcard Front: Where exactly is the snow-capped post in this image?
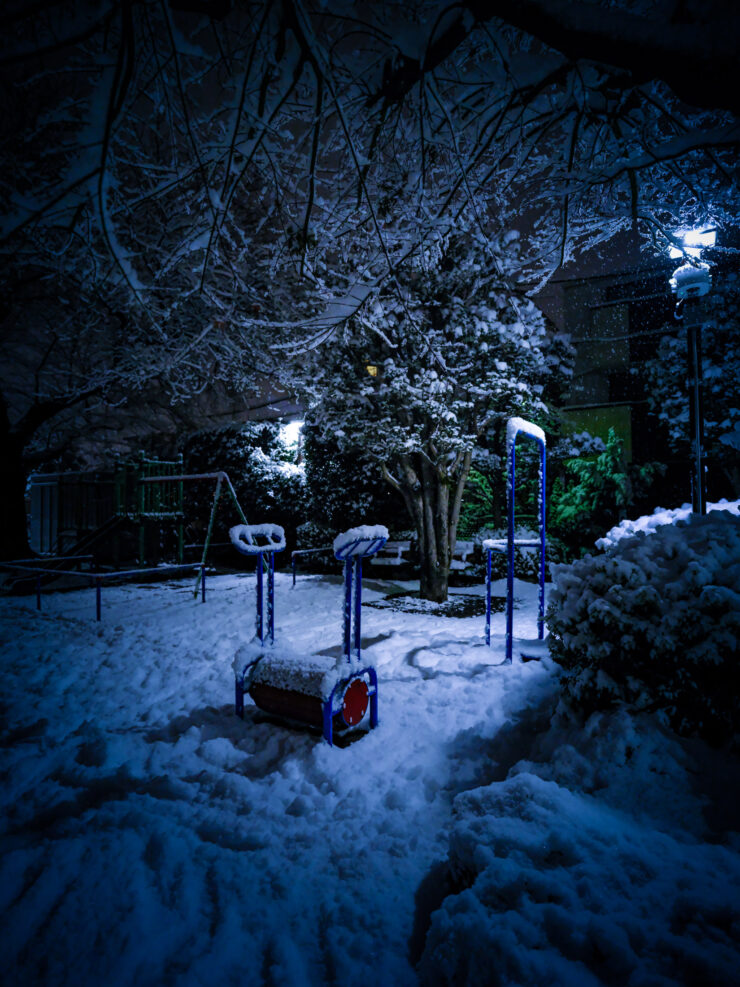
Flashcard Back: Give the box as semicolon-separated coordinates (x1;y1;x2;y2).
229;523;286;715
668;227;715;515
482;417;546;663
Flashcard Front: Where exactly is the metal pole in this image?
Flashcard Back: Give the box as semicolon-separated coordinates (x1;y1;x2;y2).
267;552;275;644
686;314;706;514
538;442;547;640
201;565;206;603
256;552;264;644
485;549;491;646
353;557;362;662
36;575;41;611
95;576;102;621
506;441;516;664
199;474;222;576
343;559;352;664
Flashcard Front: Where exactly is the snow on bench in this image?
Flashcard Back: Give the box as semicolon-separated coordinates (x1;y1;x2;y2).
369;540;476;570
369;540;412;566
450;540;476;570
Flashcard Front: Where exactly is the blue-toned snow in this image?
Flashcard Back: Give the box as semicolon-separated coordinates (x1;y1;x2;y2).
0;568;738;986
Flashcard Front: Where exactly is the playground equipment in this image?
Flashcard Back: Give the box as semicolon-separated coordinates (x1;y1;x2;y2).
0;558;206;621
483;417;546;663
232;523;388;746
27;460;247;598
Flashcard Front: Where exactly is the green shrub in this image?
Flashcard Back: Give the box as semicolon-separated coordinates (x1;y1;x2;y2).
549;428;663;560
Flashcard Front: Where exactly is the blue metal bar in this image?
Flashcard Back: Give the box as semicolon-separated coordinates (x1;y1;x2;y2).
485;549;491;646
334;536;387;562
506;440;516;664
367;667;379;728
290;546;332;586
503;424;547;662
343;559;353;663
201;565;206;603
95;577;102;622
353;557;362;662
538;444;547;639
256;552;264;645
267;551;275;644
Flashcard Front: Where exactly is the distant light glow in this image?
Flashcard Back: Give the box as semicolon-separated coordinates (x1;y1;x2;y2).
366;363;379;377
279;420;304;447
668;228;716;259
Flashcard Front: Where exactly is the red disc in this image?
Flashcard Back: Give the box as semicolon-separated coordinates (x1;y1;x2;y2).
341;678;369;727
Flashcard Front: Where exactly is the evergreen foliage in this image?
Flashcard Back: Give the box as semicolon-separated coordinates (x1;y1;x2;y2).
182;423;305;555
642;269;740;494
300;425;408;545
549;429;663;560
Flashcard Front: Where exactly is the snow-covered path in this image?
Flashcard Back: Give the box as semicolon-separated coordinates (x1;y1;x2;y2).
0;572;553;986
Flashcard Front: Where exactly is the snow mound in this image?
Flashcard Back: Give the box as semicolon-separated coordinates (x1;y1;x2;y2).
333;524;389;558
597;498;739;549
229;523;286;555
250;648;349;700
506;416;546;448
420;768;740;987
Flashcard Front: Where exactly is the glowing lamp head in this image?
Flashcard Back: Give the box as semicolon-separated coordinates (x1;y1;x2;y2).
668;227;716;260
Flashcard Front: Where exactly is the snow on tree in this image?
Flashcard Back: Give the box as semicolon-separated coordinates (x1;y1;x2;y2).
2;1;738;314
1;1;738;558
294;230;573;602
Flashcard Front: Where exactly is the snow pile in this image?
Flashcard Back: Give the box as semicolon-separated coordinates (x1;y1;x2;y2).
229;523;286;555
669;261;711;297
597;498;740;549
251;649;347;700
420;714;740;987
0;570;553;986
549;510;740;743
332;524;389;558
506;416;546;449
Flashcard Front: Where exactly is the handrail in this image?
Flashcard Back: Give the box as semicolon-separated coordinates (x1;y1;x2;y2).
2;561;206;620
291;546;332;586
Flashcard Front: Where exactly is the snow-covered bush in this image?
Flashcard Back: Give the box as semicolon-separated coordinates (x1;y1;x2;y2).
182;424;306;552
548;511;740;744
300;425;407;546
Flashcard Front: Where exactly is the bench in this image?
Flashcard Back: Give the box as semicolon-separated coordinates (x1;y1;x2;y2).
369;540;412;566
369;539;476;571
450;540;476;570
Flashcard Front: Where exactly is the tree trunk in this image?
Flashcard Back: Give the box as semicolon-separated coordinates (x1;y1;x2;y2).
384;451;473;604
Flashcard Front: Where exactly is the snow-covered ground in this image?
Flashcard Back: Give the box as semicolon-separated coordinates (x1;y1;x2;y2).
1;571;738;986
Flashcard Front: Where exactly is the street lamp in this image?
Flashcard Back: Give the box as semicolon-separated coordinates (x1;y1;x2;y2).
668;227;716;515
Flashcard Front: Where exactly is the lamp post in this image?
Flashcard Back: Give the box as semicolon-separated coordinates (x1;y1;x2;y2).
668;228;715;515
